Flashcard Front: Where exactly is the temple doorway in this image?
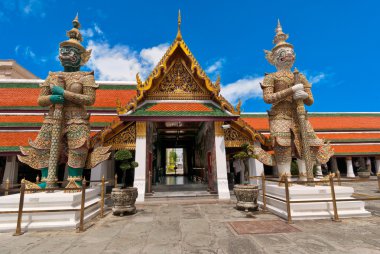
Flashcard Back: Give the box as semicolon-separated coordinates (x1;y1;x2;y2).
149;121;214;193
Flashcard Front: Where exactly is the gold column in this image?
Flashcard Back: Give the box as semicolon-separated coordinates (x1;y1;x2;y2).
214;121;224;137
136;122;147;138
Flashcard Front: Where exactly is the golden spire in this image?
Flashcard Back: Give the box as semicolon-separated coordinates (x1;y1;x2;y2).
60;13;92;65
60;13;85;52
73;12;80;29
272;19;293;51
176;9;182;41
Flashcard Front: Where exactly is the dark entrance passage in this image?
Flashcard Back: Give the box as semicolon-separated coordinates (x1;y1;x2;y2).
151;121;210;193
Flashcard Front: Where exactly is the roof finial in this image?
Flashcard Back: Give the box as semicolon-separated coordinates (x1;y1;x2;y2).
176;9;182;41
276;19;282;34
73;12;80;29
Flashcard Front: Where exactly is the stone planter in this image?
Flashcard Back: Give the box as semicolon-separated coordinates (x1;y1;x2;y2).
358;171;371;178
233;184;259;212
111;187;138;216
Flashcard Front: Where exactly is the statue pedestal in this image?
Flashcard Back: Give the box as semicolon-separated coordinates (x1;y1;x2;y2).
0;187;101;232
261;184;370;220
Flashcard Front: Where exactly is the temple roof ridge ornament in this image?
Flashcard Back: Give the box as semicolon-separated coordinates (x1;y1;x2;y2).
123;11;238;116
176;9;182;41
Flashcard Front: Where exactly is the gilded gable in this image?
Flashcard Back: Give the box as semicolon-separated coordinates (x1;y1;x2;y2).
146;59;210;100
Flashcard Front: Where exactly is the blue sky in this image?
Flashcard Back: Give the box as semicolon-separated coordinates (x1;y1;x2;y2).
1;0;379;112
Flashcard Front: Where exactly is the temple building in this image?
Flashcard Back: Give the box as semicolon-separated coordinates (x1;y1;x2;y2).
1;23;380;201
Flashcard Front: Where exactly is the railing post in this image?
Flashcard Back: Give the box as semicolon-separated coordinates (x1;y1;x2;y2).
284;177;292;224
13;181;25;236
5;178;10;196
329;175;341;222
77;177;86;233
261;173;267;211
114;174;118;188
377;174;380;193
337;170;341;186
100;175;105;218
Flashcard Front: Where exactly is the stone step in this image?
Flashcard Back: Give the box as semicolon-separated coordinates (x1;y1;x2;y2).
141;191;224;204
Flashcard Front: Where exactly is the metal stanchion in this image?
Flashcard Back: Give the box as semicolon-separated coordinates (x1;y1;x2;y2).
5;178;10;196
13;181;25;236
329;175;341;222
284;177;292;224
100;175;105;218
77;177;87;233
261;173;267;211
114;174;118;188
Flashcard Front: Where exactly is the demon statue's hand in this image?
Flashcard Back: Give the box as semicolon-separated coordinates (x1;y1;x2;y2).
293;90;308;100
49;95;64;104
291;83;304;92
51;86;65;96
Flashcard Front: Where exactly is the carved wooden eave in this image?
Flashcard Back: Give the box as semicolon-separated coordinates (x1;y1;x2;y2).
224;118;271;148
91;120;136;151
121;22;240;116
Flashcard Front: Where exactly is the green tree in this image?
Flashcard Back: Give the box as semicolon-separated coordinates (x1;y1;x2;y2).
114;150;139;188
233;144;256;184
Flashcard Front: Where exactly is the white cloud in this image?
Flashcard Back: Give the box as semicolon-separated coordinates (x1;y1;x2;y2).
206;59;224;74
81;28;94;38
309;73;326;84
301;70;327;85
15;45;36;59
140;43;170;66
94;23;103;35
0;0;46;18
220;76;264;105
86;40;169;81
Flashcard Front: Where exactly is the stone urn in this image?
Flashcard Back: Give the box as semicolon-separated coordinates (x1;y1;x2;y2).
111;187;138;216
358;171;371;178
233;184;259;211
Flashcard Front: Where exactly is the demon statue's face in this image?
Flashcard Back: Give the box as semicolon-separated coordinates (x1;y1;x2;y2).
59;46;82;69
273;47;295;70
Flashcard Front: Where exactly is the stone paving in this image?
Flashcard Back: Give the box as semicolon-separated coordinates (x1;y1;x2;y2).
0;178;379;254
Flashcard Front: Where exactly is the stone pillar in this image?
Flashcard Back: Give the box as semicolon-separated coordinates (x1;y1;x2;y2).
315;164;323;178
346;156;355;178
134;122;147;202
366;158;372;172
272;165;279;177
331;157;339;173
214;122;230;200
376;157;380;174
248;154;264;185
90;159;113;187
2;156;18;187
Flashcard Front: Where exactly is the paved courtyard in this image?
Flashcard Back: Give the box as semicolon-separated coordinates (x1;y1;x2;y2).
0;179;380;254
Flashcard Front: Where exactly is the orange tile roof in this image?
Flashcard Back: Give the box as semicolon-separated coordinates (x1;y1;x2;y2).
94;90;136;108
242;115;380;131
241;117;269;131
332;144;380;155
0;88;40;107
0;115;44;123
0;132;38;147
318;132;380;141
0;88;136;108
147;103;212;112
0;115;118;124
309;116;380;131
